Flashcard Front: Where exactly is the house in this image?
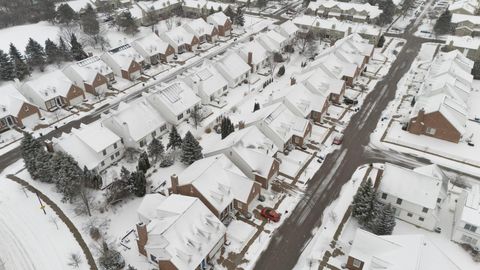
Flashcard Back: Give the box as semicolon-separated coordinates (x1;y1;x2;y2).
346;229;461;270
0;84;41;130
131;33;175;64
207;11;232;37
160;26;200;54
101;99;168;148
308;52;359;87
451;13;480;36
275;20;299;45
334;33;375;63
449;0;479;15
182;0;207;17
181;61;229;106
376;163;448;231
445;36;480;60
116;5;143;26
171;154;262;219
293;15;382;45
135;0;182;25
147;81;201;125
267;83;328;123
238;40;270;72
101;44;144;81
307;1;382;23
19;70;85;111
215;51;251;87
93;0;132;10
52;122;124;174
136;194;226;270
242;103;312;150
257;30;288;53
407;50;473;143
300;68;347;104
63;56;114;96
183;18;219;44
204;126;279;189
453;184;480;250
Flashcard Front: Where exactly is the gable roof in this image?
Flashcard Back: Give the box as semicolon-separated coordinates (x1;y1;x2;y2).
21;70;74;101
449;0;478;14
183;62;228;96
276;20;299;37
459;184;480;227
63;56;112;85
452;13;480;25
239;40;269;65
104;44;144;70
150;81;200;116
184;18;216;37
308;1;382;18
131;33;171;56
0;84;31;118
207;11;229;26
162;27;196;47
270;83;327;117
215;51;251;79
300;68;345;96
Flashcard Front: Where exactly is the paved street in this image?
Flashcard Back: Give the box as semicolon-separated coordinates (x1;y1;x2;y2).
253;12;438;270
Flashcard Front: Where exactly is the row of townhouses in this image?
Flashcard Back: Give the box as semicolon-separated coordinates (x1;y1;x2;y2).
306;0;382;24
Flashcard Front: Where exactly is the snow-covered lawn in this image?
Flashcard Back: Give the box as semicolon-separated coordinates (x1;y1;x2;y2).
277;150;312;178
0;21;61;52
0;170;88;270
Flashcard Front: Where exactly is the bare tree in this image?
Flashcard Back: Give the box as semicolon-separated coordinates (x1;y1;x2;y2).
267;54;278;80
67;253;82;268
191;104;203;129
165;16;174;31
297;30;315;54
58;25;79;45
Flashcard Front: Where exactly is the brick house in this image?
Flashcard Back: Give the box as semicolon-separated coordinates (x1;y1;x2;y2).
131;33;176;64
207;11;232;37
19;70;85;111
136;194;226;270
300;67;347;104
306;1;382;23
63;56;114;96
101;44;144;81
171;154;262;220
136;0;182;25
0;84;41;130
161;26;200;54
183;18;219;44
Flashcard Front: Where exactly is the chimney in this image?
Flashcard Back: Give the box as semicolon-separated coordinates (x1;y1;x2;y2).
238;121;245;129
171;174;179;194
247;52;253;66
44;140;54;153
249;36;254;41
88;52;93;57
154;29;159;36
136;222;148;256
417;108;425;123
347;27;352;35
290;77;296;85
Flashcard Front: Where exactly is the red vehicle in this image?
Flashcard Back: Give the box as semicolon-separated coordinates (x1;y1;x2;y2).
333;134;344;145
260;207;281;222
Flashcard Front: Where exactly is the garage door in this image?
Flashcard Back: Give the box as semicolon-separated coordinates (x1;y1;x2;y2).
69;95;84;106
21;113;39;128
130;70;141;80
95;84;108;95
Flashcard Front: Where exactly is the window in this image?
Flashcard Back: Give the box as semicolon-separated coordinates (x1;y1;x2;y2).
101;161;105;167
437;198;442;203
426;127;436;135
150;254;157;263
407;212;413;217
177;113;183;120
113;143;117;149
352;258;362;268
115;151;120;157
102;149;107;156
419;217;425;222
461;235;479;245
160;124;166;132
187;108;191;114
396;198;402;205
465;224;478;233
152;130;157;138
381;193;387;199
422;207;428;213
111;155;114;161
139;140;145;147
120;138;124;144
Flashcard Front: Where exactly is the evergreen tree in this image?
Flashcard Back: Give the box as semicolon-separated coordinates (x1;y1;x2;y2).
224;7;236;24
25;38;46;71
181;131;203;165
115;11;139;35
20;133;43;178
377;35;385;48
209;6;215;15
35;149;54;183
40;0;56;22
352;178;376;225
167;126;183;150
99;242;125;270
58;38;72;61
137;151;151;173
83;166;102;189
376;0;395;26
434;10;452;35
148;138;164;163
45;39;61;64
81;4;100;43
370;203;396;235
70;34;88;61
277;65;285;76
221;117;235;139
54;152;83;202
56;3;77;25
9;43;30;80
253;102;260;112
131;170;147;197
120;166;131;182
0;50;15;81
235;7;245;26
191;105;202;129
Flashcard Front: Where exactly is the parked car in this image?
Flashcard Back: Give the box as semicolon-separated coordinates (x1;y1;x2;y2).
333;134;344;145
260;207;281;222
343;97;358;105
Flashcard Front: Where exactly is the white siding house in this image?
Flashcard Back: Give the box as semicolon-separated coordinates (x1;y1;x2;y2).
215;52;250;88
453;184;480;250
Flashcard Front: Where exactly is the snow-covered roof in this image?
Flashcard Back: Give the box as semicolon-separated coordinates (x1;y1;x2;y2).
104;44;144;70
137;193;166;223
243;103;310;145
276;20;299;37
136;0;180;11
449;0;479;15
349;229;461;270
309;52;358;79
205;126;278;178
239;40;269;65
162;27;196;47
300;68;345;96
55;0;96;13
183;0;206;9
205;1;230;11
103;99;167;141
379;163;445;209
183;62;228;96
334;33;374;58
258;30;287;52
459;184;480;227
269;84;327;117
177;154;256;212
293;15;381;37
142;194;226;270
452;13;480;25
446;35;480;50
0;84;31;118
131;33;171;57
21;70;75;101
215;51;251;79
183;18;216;37
64;56;112;85
308;1;382;19
53;122;121;170
207;11;229;26
150;81;200;116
